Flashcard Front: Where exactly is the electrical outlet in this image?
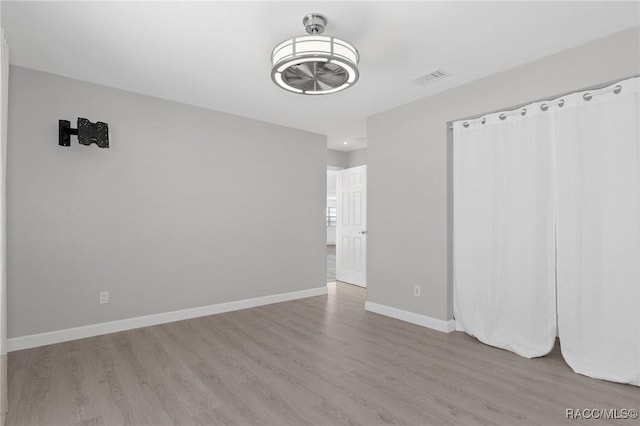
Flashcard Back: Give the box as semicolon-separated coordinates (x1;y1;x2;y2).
100;291;109;304
414;285;421;297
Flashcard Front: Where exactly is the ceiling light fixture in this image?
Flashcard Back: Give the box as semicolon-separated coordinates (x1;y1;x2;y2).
271;13;360;95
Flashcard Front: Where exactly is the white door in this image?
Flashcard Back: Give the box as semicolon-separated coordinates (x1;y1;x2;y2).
336;165;367;286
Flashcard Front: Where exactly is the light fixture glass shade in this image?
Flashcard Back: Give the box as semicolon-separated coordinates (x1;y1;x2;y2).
271;35;360;95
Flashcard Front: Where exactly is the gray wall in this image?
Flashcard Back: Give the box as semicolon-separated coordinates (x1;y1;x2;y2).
7;66;327;338
327;148;366;169
347;148;367;168
327;149;348;168
367;27;640;321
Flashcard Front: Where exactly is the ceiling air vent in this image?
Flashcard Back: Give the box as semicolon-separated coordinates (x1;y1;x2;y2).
412;69;449;86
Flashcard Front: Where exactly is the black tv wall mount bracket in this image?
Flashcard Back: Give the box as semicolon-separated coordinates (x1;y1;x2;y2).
59;118;109;148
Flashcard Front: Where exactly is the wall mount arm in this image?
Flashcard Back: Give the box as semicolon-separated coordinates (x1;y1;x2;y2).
59;118;109;148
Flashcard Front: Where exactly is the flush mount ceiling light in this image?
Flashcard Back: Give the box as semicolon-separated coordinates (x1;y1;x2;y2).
271;13;360;95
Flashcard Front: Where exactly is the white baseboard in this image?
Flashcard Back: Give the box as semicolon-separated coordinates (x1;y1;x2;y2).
8;286;328;352
364;301;456;333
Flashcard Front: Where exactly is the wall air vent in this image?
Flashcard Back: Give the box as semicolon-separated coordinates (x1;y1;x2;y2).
412;69;449;86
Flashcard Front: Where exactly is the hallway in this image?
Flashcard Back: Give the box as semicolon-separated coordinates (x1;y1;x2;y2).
327;244;335;283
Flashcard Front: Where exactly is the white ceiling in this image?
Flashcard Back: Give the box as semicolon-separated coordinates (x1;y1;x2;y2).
3;1;639;151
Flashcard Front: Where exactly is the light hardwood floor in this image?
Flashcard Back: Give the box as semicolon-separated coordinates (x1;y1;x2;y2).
8;283;639;426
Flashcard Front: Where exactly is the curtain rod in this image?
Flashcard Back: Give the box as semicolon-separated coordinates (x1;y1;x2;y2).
447;74;638;130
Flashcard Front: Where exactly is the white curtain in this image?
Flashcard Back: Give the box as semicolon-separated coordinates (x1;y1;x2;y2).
555;78;640;386
0;30;8;419
453;104;557;358
453;76;640;385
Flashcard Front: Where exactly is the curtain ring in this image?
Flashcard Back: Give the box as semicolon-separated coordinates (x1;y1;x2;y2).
463;122;469;128
499;113;507;120
613;85;622;94
583;92;593;101
558;99;565;107
521;108;527;116
481;118;486;125
540;103;549;111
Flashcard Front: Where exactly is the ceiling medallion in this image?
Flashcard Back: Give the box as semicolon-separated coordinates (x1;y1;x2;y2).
271;13;360;95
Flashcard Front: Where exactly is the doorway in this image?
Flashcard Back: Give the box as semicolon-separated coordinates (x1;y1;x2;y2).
326;165;367;286
326;168;338;283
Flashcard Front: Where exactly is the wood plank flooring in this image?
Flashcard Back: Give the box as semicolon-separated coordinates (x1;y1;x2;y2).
7;282;639;426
